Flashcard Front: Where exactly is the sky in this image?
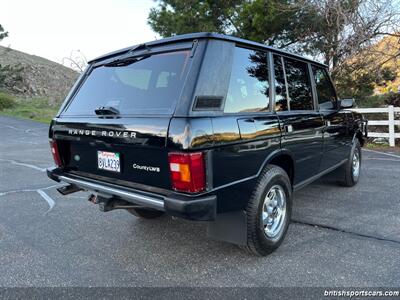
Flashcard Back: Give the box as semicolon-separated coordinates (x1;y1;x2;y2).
0;0;158;66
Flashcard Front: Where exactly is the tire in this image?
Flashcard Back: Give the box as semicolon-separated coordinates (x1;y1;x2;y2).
241;165;292;256
127;208;164;219
339;139;361;187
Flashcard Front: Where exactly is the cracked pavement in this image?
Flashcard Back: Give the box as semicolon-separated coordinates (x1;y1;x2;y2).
0;115;399;287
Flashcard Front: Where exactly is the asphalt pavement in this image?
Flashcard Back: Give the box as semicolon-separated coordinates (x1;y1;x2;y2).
0;116;399;288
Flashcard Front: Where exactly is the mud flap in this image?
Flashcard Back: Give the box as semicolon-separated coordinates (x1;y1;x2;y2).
207;210;247;245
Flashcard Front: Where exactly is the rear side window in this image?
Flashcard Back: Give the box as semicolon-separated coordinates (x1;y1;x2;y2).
63;51;189;116
284;57;313;110
273;55;314;111
273;55;288;111
312;66;337;110
224;47;270;113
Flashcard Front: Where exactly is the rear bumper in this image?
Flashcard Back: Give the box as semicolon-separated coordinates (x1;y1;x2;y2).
47;167;216;221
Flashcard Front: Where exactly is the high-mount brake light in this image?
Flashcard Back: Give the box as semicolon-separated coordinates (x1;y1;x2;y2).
168;152;206;193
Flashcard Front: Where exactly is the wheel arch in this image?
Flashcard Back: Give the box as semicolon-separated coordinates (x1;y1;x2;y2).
258;149;295;186
353;130;365;147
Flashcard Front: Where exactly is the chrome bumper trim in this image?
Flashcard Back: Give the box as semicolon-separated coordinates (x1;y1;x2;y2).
58;175;165;210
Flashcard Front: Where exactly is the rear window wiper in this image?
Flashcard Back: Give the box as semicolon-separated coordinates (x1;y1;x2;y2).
103;54;151;67
95;106;120;116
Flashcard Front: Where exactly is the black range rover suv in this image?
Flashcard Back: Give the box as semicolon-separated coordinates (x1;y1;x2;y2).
47;33;367;256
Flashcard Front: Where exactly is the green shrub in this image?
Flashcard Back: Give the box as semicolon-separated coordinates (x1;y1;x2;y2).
385;92;400;107
0;96;59;123
0;92;16;110
358;92;400;108
358;94;387;108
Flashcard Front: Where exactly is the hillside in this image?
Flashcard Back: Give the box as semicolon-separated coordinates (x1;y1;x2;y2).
0;45;79;103
371;35;400;94
346;35;400;95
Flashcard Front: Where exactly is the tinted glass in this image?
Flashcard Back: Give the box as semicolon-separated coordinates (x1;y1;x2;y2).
63;51;189;116
284;57;313;110
273;55;288;111
312;66;337;110
224;47;269;113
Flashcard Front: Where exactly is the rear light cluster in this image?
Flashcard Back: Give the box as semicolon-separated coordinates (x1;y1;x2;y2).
49;140;62;167
168;152;206;193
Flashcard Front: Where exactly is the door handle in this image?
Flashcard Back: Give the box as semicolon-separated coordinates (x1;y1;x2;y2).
322;120;331;134
284;124;293;133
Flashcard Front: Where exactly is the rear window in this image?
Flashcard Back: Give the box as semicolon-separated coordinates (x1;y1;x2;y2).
63;51;189;116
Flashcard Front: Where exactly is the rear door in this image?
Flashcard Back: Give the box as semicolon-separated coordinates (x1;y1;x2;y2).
211;46;281;188
310;65;349;170
51;49;192;190
273;55;324;185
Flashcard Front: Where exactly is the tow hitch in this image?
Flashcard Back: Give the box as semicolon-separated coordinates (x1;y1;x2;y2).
57;184;83;195
87;194;144;212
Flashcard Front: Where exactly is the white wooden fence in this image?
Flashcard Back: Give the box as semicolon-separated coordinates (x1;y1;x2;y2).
350;105;400;147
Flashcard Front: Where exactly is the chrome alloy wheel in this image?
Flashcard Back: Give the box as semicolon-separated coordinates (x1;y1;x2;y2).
352;150;360;179
262;185;287;238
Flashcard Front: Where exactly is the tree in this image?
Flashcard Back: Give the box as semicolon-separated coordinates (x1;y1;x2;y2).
149;1;400;66
147;0;304;46
297;0;400;98
148;0;243;37
62;50;87;73
297;0;400;69
0;24;7;41
235;0;314;47
148;1;400;100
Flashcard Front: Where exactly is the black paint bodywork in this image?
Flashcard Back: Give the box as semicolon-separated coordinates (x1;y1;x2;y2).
47;33;367;230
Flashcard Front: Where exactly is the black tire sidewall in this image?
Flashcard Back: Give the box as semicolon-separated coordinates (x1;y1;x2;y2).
348;140;361;185
251;167;292;251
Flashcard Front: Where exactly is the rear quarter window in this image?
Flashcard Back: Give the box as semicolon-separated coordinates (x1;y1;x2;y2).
63;51;189;116
224;47;270;113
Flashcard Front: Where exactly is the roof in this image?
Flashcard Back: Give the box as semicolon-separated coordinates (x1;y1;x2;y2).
89;32;327;67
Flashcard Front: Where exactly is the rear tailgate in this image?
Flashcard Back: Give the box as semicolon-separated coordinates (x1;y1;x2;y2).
51;117;171;190
50;48;194;191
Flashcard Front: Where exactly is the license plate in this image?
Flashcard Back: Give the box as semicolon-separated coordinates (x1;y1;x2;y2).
97;151;120;173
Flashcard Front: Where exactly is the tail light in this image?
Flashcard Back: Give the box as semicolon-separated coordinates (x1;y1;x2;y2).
49;140;62;167
168;152;206;193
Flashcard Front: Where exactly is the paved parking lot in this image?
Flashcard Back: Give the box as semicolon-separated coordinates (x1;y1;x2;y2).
0;116;399;287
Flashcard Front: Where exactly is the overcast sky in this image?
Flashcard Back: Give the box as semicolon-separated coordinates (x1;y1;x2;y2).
0;0;158;65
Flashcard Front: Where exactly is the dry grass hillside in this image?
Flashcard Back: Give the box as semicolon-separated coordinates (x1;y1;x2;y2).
0;45;79;103
346;35;400;95
371;35;400;94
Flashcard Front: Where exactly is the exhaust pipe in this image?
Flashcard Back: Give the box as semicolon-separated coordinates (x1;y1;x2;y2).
88;193;98;204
